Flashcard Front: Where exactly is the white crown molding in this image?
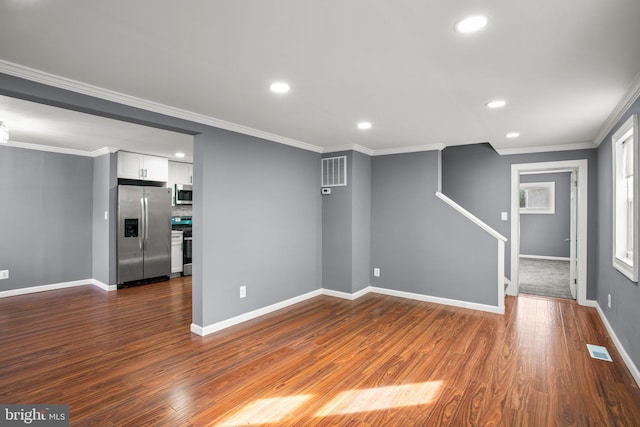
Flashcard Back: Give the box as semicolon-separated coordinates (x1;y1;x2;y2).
493;141;598;156
0;60;324;154
322;144;375;156
371;143;446;156
593;71;640;147
91;146;119;157
3;140;94;157
322;143;445;157
1;140;118;158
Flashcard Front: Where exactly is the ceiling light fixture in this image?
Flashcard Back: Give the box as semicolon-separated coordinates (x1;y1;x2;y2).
270;82;290;94
506;132;520;139
454;15;489;34
486;99;506;109
0;121;9;143
175;152;185;158
357;121;372;130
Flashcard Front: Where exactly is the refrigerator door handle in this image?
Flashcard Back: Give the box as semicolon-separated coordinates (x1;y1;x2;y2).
140;196;145;250
144;197;149;251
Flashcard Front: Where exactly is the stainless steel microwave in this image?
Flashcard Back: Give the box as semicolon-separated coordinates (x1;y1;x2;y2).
175;184;193;205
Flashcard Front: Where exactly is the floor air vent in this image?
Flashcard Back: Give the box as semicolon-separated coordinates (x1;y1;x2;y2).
586;344;613;362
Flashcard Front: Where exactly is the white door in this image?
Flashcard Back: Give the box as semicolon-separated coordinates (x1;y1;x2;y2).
569;170;578;298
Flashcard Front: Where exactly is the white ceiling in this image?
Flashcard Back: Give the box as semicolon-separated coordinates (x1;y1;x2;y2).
1;1;640;157
0;95;194;161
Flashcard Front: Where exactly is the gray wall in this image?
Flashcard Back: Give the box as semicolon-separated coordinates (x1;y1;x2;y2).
322;151;353;293
596;96;640;371
371;151;499;306
351;151;371;293
0;146;93;291
441;143;598;299
520;172;571;258
195;128;322;326
92;153;118;286
321;150;371;294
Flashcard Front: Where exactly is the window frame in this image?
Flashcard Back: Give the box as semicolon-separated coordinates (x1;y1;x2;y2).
519;181;555;214
612;113;639;282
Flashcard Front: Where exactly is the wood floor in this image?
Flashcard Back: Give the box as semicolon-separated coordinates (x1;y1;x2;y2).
1;278;639;426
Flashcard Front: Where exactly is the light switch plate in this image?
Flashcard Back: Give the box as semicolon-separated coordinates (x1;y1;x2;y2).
501;212;508;221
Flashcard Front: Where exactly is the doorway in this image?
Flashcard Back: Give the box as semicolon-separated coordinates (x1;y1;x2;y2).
509;160;588;305
518;171;573;299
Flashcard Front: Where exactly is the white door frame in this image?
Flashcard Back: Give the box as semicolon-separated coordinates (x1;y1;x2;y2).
509;159;589;305
569;170;577;298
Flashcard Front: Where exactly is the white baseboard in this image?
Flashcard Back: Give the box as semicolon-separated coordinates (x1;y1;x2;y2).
0;278;117;298
191;289;324;336
520;254;571;261
322;286;370;300
192;285;504;336
592;302;640;388
0;279;91;298
368;287;505;314
90;279;117;292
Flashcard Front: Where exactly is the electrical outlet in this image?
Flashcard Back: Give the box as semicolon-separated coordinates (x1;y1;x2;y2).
104;210;109;220
608;293;612;308
239;286;246;298
501;212;508;221
0;270;8;280
373;268;380;277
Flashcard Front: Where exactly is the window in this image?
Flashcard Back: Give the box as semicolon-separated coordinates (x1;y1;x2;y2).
519;182;555;214
612;114;638;281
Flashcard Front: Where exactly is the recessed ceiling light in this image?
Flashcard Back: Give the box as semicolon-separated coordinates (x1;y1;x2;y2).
506;132;520;139
175;152;185;158
357;121;372;130
455;15;489;34
270;82;290;94
486;99;506;109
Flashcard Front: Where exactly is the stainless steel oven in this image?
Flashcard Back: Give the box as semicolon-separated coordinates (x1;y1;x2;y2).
175;184;193;205
182;228;192;276
172;216;192;276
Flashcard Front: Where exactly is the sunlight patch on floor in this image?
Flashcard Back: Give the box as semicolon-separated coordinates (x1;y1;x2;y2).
315;381;443;416
218;395;313;426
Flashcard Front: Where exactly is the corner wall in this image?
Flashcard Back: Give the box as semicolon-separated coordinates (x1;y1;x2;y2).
370;151;500;307
195;129;322;327
92;152;117;286
321;151;372;294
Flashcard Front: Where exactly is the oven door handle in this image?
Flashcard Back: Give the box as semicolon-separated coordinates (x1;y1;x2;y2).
184;237;193;241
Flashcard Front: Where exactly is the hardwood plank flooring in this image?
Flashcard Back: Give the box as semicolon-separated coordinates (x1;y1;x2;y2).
1;279;639;426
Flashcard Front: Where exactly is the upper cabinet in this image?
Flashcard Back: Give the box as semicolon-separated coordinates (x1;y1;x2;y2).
118;151;168;182
169;161;193;185
168;161;193;206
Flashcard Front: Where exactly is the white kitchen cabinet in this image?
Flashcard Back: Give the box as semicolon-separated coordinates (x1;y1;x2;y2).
171;230;184;274
117;151;168;182
170;161;193;185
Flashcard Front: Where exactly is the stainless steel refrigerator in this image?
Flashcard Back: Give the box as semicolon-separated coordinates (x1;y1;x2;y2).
118;185;172;285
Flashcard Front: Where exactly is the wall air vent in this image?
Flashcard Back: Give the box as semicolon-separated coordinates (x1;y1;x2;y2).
322;156;347;187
